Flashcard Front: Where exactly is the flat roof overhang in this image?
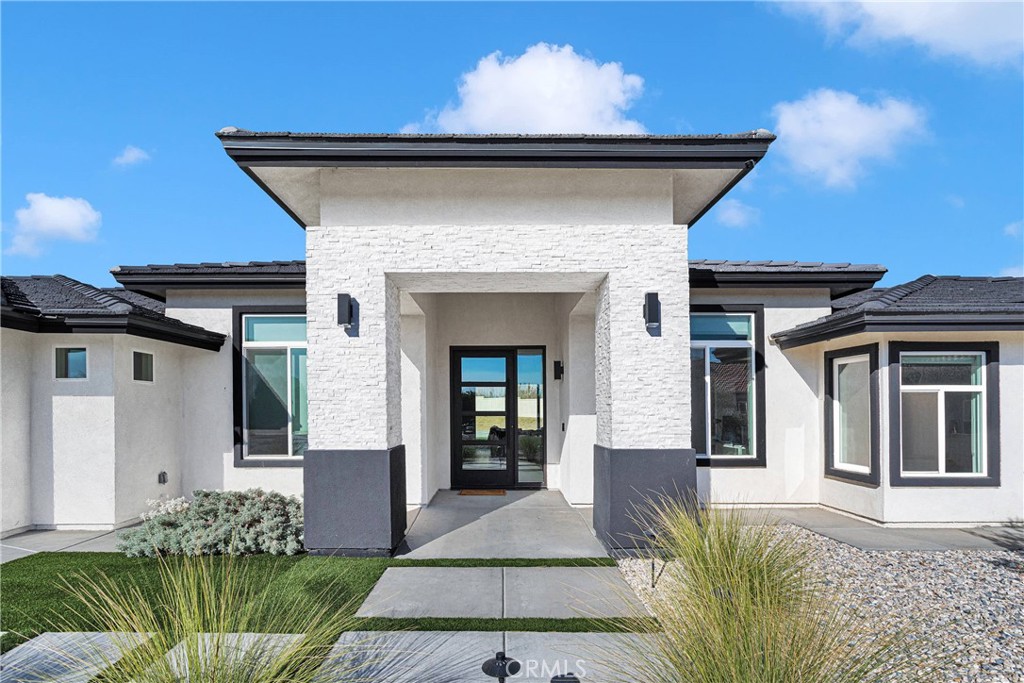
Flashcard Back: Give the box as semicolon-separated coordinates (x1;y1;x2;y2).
216;129;775;228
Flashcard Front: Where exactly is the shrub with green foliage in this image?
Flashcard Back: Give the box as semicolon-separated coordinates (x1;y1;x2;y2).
117;489;303;557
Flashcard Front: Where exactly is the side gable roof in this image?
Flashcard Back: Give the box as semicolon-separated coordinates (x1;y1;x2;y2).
771;275;1024;349
1;275;226;351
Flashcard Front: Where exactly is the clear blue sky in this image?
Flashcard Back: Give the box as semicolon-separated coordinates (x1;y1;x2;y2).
3;2;1022;287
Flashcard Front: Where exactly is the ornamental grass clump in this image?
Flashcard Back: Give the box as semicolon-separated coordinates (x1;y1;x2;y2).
600;500;942;683
26;554;370;683
117;489;303;557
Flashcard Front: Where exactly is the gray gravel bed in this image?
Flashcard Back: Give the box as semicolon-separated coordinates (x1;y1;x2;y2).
618;524;1023;682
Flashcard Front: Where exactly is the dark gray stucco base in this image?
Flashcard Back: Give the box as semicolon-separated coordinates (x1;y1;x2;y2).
304;446;406;557
593;445;697;551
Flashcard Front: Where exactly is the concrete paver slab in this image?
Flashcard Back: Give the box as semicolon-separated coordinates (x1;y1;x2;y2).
316;631;502;683
0;632;148;683
163;633;303;678
503;567;643;619
356;567;502;618
506;631;655;682
400;491;607;559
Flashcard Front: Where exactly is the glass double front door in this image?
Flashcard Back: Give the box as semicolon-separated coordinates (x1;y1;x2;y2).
451;348;546;489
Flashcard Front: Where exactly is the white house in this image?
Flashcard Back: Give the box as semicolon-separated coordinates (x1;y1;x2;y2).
2;131;1022;554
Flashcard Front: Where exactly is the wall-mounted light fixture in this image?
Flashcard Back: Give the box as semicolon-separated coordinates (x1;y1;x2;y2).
554;360;564;380
338;293;354;328
643;292;661;329
157;471;168;485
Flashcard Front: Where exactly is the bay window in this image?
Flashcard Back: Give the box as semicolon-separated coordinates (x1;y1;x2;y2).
889;342;1000;487
690;307;765;466
239;313;308;460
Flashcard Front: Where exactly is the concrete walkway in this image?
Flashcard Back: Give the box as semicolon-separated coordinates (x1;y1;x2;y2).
357;566;642;619
3;631;651;682
398;490;607;559
0;528;131;564
767;507;1024;551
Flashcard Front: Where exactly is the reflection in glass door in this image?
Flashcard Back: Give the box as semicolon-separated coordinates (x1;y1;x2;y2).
451;347;545;489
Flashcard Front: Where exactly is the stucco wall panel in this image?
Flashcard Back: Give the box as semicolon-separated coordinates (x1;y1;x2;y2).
165;289;306;497
691;289;832;506
1;329;34;534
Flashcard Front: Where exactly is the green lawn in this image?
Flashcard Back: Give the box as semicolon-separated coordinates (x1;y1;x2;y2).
0;552;624;653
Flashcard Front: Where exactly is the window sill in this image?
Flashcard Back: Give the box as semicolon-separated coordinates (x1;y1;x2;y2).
824;469;879;488
890;473;999;488
697;456;765;469
234;457;305;469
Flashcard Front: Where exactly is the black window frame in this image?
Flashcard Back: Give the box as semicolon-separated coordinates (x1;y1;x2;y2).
132;350;155;383
888;341;1000;487
690;304;767;469
232;305;307;469
824;344;880;487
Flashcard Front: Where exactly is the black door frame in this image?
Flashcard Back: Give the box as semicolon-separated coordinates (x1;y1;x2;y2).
450;346;547;490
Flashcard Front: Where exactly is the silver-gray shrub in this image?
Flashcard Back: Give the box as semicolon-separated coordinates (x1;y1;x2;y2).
117;489;303;557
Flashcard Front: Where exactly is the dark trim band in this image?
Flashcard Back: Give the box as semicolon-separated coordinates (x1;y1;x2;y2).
888;341;1001;488
231;304;307;468
774;314;1024;349
823;344;880;488
0;308;225;352
690;304;767;469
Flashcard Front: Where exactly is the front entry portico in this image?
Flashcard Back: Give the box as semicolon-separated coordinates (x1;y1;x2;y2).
217;132;776;556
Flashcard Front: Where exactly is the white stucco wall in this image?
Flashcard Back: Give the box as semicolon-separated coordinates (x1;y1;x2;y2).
689;289;832;506
27;335;117;528
112;336;186;524
1;329;34;534
165;289;306;498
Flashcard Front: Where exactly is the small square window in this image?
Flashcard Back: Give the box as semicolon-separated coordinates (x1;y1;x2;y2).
133;351;154;382
56;347;87;380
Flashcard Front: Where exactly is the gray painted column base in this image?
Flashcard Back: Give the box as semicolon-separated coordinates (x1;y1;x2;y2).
304;446;406;557
592;445;697;551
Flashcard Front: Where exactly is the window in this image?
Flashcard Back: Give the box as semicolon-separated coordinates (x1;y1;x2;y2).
55;347;87;380
690;308;764;466
133;351;154;383
240;314;308;459
900;353;985;476
824;345;879;486
889;343;1000;487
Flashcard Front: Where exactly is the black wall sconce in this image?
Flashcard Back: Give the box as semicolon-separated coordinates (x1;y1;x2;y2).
157;471;168;485
338;293;354;329
554;360;564;380
643;292;661;329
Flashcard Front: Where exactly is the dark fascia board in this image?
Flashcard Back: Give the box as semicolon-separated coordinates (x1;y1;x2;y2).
1;311;225;351
113;273;306;299
773;312;1024;349
689;270;887;298
216;132;775;170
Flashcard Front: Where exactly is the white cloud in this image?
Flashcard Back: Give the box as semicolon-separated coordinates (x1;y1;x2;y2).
783;1;1023;68
404;43;646;134
1004;220;1023;238
714;199;761;228
113;145;150;167
5;193;101;257
771;88;927;188
1000;265;1024;277
945;194;965;209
